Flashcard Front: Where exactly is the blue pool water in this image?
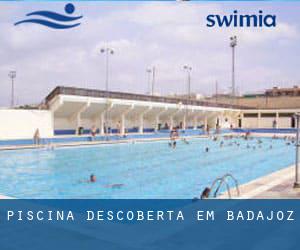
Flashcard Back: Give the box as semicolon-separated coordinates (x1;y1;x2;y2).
0;137;295;198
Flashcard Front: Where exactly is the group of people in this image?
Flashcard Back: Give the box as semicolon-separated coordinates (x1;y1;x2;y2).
82;121;126;140
168;128;191;148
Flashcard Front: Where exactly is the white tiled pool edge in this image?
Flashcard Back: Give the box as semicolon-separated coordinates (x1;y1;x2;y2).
0;132;296;151
0;134;212;151
219;165;296;199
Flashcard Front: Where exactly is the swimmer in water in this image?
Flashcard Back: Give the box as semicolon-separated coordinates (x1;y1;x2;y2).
205;147;209;153
182;138;190;145
246;144;250;149
90;174;96;183
173;141;177;148
105;184;124;189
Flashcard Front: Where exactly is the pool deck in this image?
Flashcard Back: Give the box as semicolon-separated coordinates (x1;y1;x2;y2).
0;131;296;151
219;165;300;199
0;134;211;151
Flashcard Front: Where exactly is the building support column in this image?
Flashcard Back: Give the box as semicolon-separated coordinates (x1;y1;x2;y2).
154;107;168;132
119;105;134;135
76;113;81;134
155;115;160;132
99;112;105;135
204;116;208;131
69;102;90;135
138;114;144;134
169;116;174;130
182;115;186;130
193;116;198;130
121;113;125;135
257;112;261;128
138;107;152;134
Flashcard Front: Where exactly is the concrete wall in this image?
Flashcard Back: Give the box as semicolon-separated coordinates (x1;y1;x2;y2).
259;117;275;128
278;117;291;128
242;118;259;128
54;117;76;130
205;96;300;109
0;109;53;140
242;117;293;128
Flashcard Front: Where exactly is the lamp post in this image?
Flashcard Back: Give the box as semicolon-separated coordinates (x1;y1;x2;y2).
100;47;114;93
183;65;192;130
146;68;152;95
100;47;114;136
8;71;16;108
230;36;237;98
146;67;156;95
294;113;300;188
183;65;192;102
215;80;218;103
152;66;156;96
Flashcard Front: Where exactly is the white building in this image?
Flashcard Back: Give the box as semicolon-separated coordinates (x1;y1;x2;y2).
47;87;239;136
0;86;299;140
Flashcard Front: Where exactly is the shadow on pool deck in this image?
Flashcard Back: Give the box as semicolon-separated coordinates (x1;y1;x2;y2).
219;165;300;199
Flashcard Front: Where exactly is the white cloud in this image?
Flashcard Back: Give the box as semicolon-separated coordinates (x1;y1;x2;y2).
0;2;300;106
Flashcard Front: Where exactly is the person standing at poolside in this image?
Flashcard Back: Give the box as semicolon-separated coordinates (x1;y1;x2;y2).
33;128;41;145
200;187;211;199
116;121;121;135
91;125;97;140
272;119;277;129
104;122;107;134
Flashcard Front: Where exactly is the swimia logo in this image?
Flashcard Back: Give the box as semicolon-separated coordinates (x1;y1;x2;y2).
14;3;83;29
206;10;276;28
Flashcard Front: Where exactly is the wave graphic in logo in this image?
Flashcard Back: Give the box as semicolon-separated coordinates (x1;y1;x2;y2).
14;3;82;29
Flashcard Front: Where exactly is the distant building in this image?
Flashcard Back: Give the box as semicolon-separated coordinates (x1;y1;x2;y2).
265;86;300;97
167;93;204;100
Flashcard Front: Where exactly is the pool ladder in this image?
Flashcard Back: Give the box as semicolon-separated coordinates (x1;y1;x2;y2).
209;173;240;198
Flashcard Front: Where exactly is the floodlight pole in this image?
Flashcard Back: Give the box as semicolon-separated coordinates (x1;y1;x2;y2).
100;47;114;137
215;80;218;103
146;68;152;95
8;71;16;108
101;47;114;93
183;65;192;129
183;65;192;100
230;36;237;99
152;66;156;96
294;113;300;188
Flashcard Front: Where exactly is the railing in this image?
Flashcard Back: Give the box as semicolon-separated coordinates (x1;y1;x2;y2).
45;86;251;109
209;173;240;198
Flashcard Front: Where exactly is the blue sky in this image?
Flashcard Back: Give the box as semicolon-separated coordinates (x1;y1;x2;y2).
0;1;300;106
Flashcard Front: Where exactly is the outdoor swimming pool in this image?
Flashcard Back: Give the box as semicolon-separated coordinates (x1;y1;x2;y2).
0;136;295;198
